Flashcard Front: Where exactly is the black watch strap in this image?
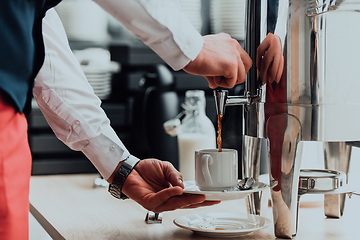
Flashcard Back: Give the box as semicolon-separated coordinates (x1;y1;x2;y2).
108;156;140;199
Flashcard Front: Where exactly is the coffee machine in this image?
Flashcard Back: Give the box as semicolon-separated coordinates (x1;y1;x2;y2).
214;0;360;238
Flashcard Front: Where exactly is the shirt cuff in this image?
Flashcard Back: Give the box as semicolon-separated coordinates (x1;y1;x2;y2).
149;32;204;71
81;133;138;180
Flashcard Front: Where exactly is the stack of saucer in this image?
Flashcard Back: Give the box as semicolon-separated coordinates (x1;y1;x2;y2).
210;0;246;40
55;0;109;42
73;48;120;100
179;0;203;33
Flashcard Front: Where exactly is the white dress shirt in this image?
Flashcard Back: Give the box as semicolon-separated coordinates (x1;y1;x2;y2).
34;2;203;180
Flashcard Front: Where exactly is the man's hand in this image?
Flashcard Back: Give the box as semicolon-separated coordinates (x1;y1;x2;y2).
256;33;284;84
121;159;220;213
183;33;252;89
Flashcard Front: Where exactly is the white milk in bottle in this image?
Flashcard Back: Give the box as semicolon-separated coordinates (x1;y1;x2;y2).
178;133;216;181
177;90;216;181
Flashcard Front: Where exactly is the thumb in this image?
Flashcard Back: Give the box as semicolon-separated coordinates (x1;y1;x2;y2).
162;162;184;188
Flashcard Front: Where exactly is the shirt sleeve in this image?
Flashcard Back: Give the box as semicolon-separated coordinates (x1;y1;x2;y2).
34;8;139;180
92;0;204;70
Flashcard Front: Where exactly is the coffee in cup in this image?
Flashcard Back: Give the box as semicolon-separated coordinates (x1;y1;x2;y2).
195;149;238;191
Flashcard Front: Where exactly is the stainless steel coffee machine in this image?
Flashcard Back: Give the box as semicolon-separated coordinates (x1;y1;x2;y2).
214;0;360;238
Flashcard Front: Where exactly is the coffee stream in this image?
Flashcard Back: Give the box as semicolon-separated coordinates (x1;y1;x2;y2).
217;115;223;152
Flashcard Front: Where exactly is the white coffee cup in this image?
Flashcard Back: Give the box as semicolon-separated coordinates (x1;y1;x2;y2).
195;149;238;191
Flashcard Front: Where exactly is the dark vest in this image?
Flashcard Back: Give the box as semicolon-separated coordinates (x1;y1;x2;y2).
0;0;61;114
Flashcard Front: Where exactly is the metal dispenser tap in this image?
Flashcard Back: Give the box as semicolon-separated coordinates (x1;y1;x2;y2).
214;0;360;238
213;90;255;115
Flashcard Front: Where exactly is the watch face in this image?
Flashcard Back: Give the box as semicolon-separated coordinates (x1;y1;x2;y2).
109;183;128;199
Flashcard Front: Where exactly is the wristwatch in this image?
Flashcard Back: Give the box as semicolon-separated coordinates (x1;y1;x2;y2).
108;156;140;200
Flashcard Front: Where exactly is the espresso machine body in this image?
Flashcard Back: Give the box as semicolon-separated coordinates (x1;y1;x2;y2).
250;0;360;141
215;0;360;238
250;0;360;237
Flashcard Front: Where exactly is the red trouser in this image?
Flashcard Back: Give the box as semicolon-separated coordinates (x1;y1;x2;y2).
0;94;32;240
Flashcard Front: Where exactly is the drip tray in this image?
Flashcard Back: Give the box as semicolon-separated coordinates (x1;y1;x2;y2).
299;169;347;194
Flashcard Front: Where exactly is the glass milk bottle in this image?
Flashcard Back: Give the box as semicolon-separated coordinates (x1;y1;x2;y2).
177;90;216;181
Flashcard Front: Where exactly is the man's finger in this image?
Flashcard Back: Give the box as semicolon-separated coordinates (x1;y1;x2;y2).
181;200;221;209
236;59;246;85
260;50;274;83
152;194;206;212
275;56;284;83
162;161;184;188
256;37;271;70
205;76;218;89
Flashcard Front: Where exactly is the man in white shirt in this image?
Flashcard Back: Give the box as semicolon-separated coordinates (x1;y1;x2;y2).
35;4;252;211
1;2;253;239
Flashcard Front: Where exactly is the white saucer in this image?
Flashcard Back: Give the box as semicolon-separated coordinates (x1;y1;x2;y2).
173;212;271;238
183;180;269;201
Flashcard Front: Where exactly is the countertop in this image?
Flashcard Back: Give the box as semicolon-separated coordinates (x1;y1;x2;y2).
29;173;360;240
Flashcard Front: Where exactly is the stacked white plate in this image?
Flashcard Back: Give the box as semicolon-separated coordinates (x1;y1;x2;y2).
55;0;109;42
73;48;120;100
179;0;203;33
174;212;271;238
210;0;246;40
